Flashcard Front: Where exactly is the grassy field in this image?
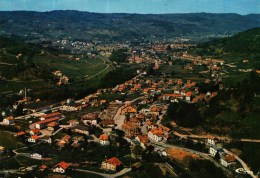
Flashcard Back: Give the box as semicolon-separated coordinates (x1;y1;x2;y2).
0;80;46;93
33;55;111;79
0;131;24;150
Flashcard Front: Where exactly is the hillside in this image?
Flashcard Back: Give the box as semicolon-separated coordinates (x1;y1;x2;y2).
198;27;260;54
0;11;260;42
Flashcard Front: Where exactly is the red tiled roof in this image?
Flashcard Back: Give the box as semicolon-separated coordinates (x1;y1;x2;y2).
35;117;59;125
17;131;25;136
106;157;122;166
47;122;57;127
31;135;40;140
225;155;236;163
100;134;109;141
55;161;70;170
31;128;40;133
41;112;61;119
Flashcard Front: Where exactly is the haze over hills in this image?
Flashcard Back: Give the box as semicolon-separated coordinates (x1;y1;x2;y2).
0;11;260;42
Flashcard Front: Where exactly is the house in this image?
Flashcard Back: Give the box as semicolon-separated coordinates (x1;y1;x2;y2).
30;129;41;136
47;122;59;132
148;128;164;142
68;119;79;126
53;161;70;174
150;106;161;116
146;120;158;130
209;146;223;157
40;112;63;121
122;122;141;137
81;113;99;125
206;138;218;146
74;125;90;135
99;134;110;145
35;117;59;129
42;135;52;144
57;135;71;148
31;153;43;159
120;105;137;115
101;119;115;127
17;131;26;138
101;157;123;171
39;165;48;172
135;135;150;149
185;92;192;101
28;135;40;143
220;154;236;167
3;116;14;125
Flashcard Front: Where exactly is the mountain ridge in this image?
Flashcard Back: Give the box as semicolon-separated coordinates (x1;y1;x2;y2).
0;11;260;42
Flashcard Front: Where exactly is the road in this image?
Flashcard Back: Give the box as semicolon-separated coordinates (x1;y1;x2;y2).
85;56;112;80
74;168;131;178
151;141;233;176
114;96;146;130
223;149;257;178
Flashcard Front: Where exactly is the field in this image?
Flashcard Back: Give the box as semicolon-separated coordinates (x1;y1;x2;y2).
33;55;112;79
0;55;113;95
166;148;200;163
0;131;24;150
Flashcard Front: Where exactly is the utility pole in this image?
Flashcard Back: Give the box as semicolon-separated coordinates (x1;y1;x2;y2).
24;87;27;100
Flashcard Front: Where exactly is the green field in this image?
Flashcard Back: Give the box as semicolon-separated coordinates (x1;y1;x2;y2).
33;55;112;79
0;80;46;93
0;131;24;150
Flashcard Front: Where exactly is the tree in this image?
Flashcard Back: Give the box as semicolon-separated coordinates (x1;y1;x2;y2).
15;104;24;116
166;102;203;128
132;145;144;157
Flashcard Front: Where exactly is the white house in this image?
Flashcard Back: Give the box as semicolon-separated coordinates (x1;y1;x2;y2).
148;129;163;142
31;153;42;159
206;138;217;146
3;116;14;125
99;134;110;146
209;146;223;157
28;135;40;143
53;161;70;174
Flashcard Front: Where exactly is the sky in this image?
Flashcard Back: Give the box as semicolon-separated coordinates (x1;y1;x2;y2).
0;0;259;14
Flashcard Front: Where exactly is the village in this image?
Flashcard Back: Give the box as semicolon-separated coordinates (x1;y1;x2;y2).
0;48;256;178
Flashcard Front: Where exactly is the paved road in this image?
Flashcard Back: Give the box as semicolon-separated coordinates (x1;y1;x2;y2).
114;96;146;130
74;168;131;178
223;149;256;178
151;141;233;176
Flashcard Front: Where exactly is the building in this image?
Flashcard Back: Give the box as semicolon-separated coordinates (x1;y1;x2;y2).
220;154;237;167
120;105;137;115
35;117;59;129
81;113;99;125
53;161;70;174
135;135;150;149
3;116;14;125
101;157;123;171
57;135;71;148
122;122;141;137
209;146;223;157
68;120;79;126
148;128;164;142
30;129;41;135
99;134;110;146
40;112;63;121
28;135;40;143
74;125;90;135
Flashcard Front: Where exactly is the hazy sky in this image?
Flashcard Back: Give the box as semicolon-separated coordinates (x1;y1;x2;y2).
0;0;259;14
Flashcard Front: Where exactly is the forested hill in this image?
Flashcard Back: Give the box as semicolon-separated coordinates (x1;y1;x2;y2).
197;28;260;56
0;11;260;41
